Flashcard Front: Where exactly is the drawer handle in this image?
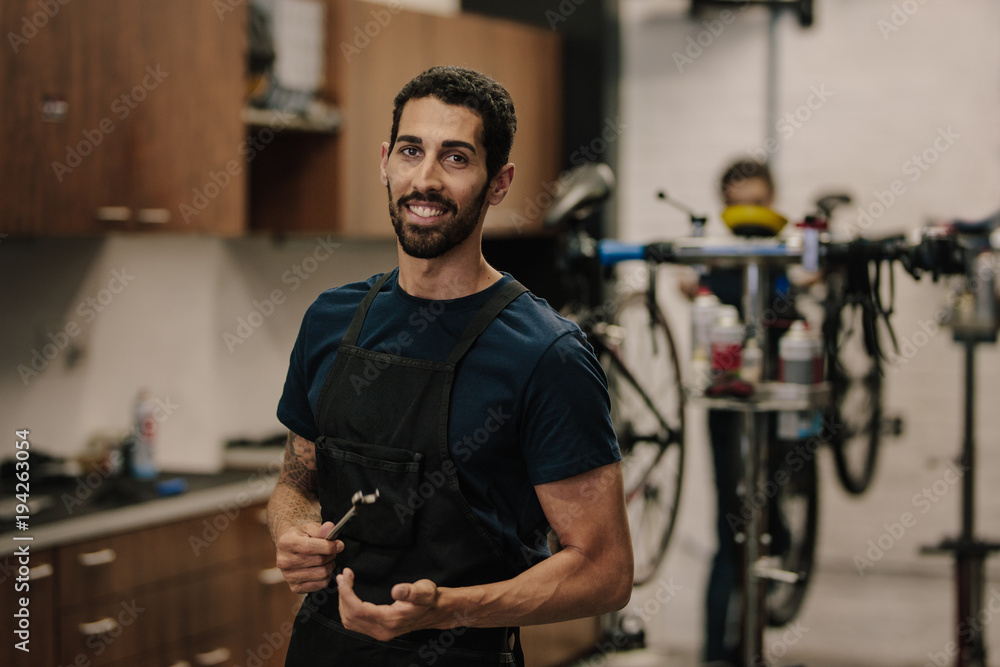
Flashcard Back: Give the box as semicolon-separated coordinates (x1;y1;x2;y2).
78;617;119;636
30;562;53;580
257;567;285;586
194;647;231;665
77;548;116;567
95;206;131;222
137;208;171;224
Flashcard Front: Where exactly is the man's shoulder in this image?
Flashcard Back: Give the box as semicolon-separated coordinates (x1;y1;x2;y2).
303;271;392;321
498;288;585;351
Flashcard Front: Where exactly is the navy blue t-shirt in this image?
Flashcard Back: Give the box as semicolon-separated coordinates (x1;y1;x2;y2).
277;269;620;572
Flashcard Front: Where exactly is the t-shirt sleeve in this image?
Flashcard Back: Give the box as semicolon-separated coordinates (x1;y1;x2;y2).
520;330;621;485
276;309;320;443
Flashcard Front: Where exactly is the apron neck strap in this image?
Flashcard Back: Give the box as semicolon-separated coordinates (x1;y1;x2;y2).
446;280;528;364
343;271;394;347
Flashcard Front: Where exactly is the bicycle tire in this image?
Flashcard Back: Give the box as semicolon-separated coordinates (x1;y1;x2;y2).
600;291;686;586
765;446;819;627
824;292;884;495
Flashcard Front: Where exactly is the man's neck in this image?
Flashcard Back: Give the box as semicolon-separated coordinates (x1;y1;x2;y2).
396;248;502;300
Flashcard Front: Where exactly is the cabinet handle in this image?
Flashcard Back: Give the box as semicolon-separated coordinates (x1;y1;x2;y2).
30;562;53;580
193;647;231;665
77;548;116;567
78;617;119;636
137;208;171;224
257;567;285;586
95;206;131;222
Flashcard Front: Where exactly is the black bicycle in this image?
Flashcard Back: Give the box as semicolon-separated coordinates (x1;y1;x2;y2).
545;163;686;587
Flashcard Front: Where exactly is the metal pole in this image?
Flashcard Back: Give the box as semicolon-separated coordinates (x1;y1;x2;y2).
765;7;781;168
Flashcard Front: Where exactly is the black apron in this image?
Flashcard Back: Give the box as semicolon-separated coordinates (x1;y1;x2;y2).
285;273;528;667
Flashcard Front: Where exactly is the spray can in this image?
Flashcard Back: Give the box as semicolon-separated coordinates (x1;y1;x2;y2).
710;305;744;380
778;321;823;439
130;389;158;479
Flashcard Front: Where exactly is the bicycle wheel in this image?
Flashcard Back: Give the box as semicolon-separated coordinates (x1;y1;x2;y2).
600;291;685;586
823;286;884;495
765;446;819;627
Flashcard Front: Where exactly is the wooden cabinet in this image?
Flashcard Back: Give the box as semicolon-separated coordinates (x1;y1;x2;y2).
318;1;563;239
0;1;246;235
0;549;56;667
1;1;561;238
0;501;299;667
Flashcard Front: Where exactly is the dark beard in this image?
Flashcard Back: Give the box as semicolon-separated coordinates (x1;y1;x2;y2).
388;185;489;259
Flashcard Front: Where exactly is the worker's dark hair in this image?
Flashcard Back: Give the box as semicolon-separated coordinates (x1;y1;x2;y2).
719;159;774;199
389;66;517;182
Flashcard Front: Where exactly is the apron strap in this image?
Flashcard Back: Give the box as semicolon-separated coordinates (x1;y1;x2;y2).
446;280;528;364
342;271;394;347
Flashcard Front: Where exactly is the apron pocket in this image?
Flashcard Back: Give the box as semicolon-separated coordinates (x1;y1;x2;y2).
315;436;423;548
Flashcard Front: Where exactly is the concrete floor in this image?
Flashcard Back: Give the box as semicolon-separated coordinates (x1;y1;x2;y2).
568;411;1000;667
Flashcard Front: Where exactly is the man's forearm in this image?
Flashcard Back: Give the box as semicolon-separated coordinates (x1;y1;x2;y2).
436;539;632;629
268;479;322;543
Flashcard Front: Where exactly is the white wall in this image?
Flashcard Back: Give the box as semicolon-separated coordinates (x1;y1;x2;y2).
0;236;397;472
617;0;1000;658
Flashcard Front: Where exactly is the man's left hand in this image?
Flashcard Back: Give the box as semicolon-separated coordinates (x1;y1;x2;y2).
337;568;445;641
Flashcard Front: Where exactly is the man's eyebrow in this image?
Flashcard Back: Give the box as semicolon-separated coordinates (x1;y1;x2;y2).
396;135;422;144
442;140;477;154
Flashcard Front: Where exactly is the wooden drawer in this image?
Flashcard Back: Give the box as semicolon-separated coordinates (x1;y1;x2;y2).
58;508;258;607
59;566;250;665
0;549;57;667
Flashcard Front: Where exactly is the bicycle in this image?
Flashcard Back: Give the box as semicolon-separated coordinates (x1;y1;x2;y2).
543;163;838;628
544;162;686;588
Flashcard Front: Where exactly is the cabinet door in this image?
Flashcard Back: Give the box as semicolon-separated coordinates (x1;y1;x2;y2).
0;1;246;235
0;549;56;667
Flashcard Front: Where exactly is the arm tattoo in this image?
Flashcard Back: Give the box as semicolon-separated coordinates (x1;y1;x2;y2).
268;431;322;542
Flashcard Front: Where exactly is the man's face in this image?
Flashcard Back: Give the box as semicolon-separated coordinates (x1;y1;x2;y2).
723;176;774;208
381;97;492;259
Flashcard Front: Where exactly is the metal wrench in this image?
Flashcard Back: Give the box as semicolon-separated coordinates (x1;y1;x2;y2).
324;489;380;540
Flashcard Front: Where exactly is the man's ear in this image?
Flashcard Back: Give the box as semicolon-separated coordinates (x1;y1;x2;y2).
379;142;390;187
487;163;515;206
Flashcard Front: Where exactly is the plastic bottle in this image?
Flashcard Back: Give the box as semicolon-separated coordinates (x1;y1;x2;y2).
777;321;823;439
130;389;158;479
741;337;762;385
710;305;744;380
691;288;721;389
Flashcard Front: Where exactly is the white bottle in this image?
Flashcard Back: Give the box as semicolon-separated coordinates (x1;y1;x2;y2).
131;389;158;479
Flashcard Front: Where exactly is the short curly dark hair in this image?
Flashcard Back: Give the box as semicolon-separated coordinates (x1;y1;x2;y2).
388;66;517;182
719;159;774;200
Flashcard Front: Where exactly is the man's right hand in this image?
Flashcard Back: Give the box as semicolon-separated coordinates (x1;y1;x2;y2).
275;521;342;593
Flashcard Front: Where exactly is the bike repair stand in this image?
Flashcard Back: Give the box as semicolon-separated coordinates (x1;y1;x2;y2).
921;250;1000;667
691;252;825;667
